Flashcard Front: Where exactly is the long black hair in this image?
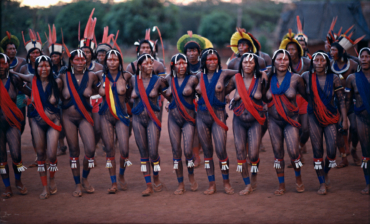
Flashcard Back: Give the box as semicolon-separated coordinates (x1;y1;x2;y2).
26;48;42;64
238;53;262;79
136;40;153;58
267;49;296;91
67;49;87;73
80;46;96;60
170;53;190;77
103;49;125;75
331;42;348;62
136;53;155;76
286;42;303;59
200;48;222;74
237;39;254;57
34;55;60;102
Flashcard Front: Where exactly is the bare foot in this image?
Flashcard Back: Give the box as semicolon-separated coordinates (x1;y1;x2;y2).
223;180;234;195
82;178;95;194
337;158;349;168
153;182;163;192
317;183;327;195
174;183;185;195
203;184;216;195
239;185;252;196
361;185;369;195
351;148;361;166
325;174;331;190
188;174;198;191
15;180;28;195
274;183;285;196
108;183;118;194
72;184;82;197
2;186;13;199
49;177;57;195
296;183;305;193
39;187;50;199
142;184;153;196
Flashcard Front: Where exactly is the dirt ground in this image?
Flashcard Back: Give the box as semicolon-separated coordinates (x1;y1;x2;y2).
0;107;369;223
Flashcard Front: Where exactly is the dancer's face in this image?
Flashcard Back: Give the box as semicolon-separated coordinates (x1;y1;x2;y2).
6;44;17;59
0;58;9;77
51;54;62;66
360;50;370;70
140;58;154;75
30;49;41;63
274;52;290;72
140;43;152;55
175;58;187;76
206;54;218;72
106;53;120;71
71;56;87;73
38;61;51;79
81;48;92;62
186;48;199;64
238;42;249;54
330;46;340;61
97;51;106;64
313;54;327;74
242;57;255;75
298;40;307;51
287;43;298;61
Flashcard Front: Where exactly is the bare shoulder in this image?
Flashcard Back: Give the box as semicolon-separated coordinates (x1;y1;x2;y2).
190;74;199;84
95;62;104;70
303;57;311;64
18;57;26;65
345;73;356;83
301;71;309;80
56;78;63;89
19;64;27;73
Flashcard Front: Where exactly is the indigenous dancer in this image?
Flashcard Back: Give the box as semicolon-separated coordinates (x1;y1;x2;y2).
330;32;364;168
280;29;310;162
294;16;311;59
1;32;26;72
0;53;28;198
11;55;63;199
96;26;115;66
196;48;238;195
59;45;99;197
98;47;132;194
265;49;307;195
226;53;267;195
79;9;104;156
45;24;68;156
345;47;370;194
302;51;347;195
227;28;266;71
248;32;272;70
177;31;206;167
163;53;199;195
129;53;168;196
19;29;42;167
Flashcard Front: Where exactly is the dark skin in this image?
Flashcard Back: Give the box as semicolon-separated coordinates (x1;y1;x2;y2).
96;51;106;65
264;52;307;195
163;58;199;194
345;50;370;194
185;47;202;166
298;40;308;57
302;54;347;195
225;57;268;195
81;47;103;151
0;57;30;198
330;46;358;165
129;58;168;196
50;53;64;73
59;55;100;197
286;42;310;156
11;60;63;199
5;44;26;72
227;42;267;71
195;53;238;195
97;54;132;193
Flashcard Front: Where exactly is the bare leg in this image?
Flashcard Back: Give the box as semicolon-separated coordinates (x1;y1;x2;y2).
356;114;370;194
348;113;360;165
116;119;130;191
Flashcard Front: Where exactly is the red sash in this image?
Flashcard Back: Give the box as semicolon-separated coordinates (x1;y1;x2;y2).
137;77;161;129
66;72;94;126
171;77;195;124
200;73;228;131
104;77;119;120
0;81;24;130
312;73;339;126
31;77;62;131
235;74;265;125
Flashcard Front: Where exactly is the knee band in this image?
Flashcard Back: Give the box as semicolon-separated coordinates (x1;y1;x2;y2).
220;157;229;171
141;158;149;172
0;162;7;174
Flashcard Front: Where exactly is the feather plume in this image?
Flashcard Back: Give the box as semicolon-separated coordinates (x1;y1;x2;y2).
152;26;165;65
187;30;193;38
84;8;97;40
296;15;303;33
37;32;42;43
22;31;26;46
337;27;342;37
6;31;11;40
353;35;366;45
29;29;36;41
329;17;338;33
78;21;80;41
343;25;354;36
145;29;150;41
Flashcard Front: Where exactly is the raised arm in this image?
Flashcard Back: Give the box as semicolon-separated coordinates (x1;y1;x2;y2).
9;70;34;83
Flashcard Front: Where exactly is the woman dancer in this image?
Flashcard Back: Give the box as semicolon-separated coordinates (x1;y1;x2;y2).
163;53;198;195
345;47;370;194
265;49;307;195
59;46;99;197
12;56;63;199
226;53;267;195
98;49;132;193
302;51;347;195
129;53;168;196
195;48;238;195
0;53;28;198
